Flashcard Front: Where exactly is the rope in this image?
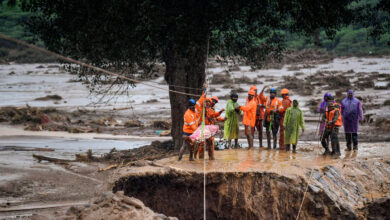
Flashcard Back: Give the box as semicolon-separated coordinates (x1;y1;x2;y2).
203;36;210;220
0;33;201;97
296;113;327;220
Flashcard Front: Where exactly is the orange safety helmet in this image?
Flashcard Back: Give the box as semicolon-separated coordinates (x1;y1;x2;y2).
211;96;219;103
250;85;257;91
248;90;256;96
281;88;289;95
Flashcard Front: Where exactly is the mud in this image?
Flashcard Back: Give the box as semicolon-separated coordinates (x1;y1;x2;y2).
58;191;177;220
113;143;390;219
102;140;176;163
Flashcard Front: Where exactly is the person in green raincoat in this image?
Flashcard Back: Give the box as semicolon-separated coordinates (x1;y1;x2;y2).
283;100;305;153
224;92;241;149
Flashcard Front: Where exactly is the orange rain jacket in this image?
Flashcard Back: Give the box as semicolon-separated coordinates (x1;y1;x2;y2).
183;109;198;134
240;98;257;127
206;107;224;125
279;96;292;117
325;103;342;128
195;92;207;124
259;92;281;122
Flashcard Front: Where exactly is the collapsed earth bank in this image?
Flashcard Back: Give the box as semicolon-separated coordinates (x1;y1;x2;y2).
113;159;390;220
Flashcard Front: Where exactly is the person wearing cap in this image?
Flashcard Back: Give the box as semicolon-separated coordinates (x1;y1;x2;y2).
321;96;342;156
237;89;257;149
279;88;292;150
248;85;265;148
224;92;240;149
259;86;282;149
197;97;225;159
178;99;199;161
207;96;225;125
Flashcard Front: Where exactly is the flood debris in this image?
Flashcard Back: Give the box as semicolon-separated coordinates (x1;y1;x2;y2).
152;120;171;130
102;140;175;164
210;73;233;84
33;154;74;164
374;118;390;130
34;94;63;101
64;191;177;220
124;120;142;127
306;99;321;113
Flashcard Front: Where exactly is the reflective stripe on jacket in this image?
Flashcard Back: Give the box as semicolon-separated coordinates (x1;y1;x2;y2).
183;109;198;133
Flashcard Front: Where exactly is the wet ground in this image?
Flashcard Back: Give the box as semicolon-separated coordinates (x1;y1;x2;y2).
159;142;390;174
113;142;390;219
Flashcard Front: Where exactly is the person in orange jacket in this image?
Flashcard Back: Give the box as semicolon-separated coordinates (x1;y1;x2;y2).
197;97;225;160
178;99;198;161
259;86;282;149
238;90;257;149
249;85;266;148
321;96;342;156
279;88;292;150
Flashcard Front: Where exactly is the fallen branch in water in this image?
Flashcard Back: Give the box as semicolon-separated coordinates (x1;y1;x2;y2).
33;154;74;164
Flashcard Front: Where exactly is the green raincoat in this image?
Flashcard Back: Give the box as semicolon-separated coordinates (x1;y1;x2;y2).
224;99;240;140
283;102;305;145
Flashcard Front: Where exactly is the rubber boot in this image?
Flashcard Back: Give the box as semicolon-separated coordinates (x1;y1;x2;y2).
259;137;263;148
336;143;341;155
273;135;277;149
234;139;238;149
323;148;330;155
292;145;296;153
353;146;358;151
189;148;194;161
286;144;290;151
266;132;271;149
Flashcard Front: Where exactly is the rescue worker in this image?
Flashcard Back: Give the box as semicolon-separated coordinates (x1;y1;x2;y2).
224;92;240;149
238;90;257;149
341;89;363;151
279;88;292;150
259;86;281;149
318;92;333;136
321;97;342;155
249;85;265;148
283;100;305;153
198;97;225;160
178;99;198;161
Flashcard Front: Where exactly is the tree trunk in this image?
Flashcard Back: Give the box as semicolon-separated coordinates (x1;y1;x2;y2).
164;39;208;150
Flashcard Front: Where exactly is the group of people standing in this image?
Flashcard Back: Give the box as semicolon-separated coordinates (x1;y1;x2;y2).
178;83;364;161
224;85;305;153
318;90;364;155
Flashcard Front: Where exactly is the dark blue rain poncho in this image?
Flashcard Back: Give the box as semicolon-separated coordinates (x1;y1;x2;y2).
341;89;364;133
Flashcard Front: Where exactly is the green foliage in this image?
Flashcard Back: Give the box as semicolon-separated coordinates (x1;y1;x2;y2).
0;1;31;41
285;25;390;55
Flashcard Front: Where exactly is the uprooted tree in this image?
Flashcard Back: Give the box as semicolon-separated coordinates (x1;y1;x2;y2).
8;0;382;149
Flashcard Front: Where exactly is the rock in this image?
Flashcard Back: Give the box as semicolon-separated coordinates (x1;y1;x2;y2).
121;196;143;209
309;184;321;194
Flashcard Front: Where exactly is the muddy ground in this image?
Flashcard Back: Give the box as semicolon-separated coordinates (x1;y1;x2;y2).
0;53;389;219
